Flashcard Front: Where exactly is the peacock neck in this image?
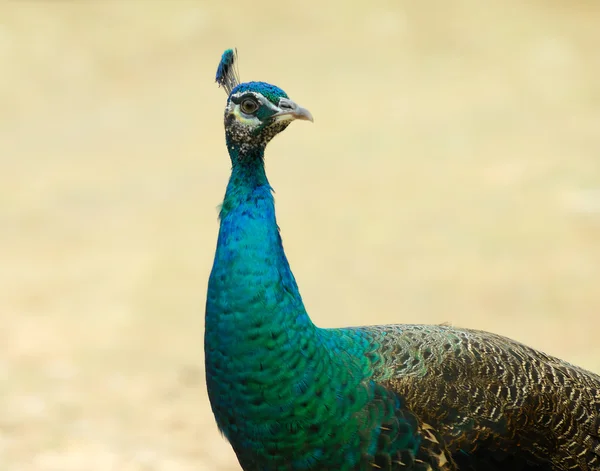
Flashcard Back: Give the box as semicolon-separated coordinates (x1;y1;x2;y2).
204;142;382;469
206;143;315;358
221;147;270;217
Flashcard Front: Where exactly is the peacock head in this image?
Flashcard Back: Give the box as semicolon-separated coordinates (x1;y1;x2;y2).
215;49;313;155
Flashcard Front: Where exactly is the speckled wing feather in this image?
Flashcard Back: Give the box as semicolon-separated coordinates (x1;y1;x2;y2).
357;324;600;470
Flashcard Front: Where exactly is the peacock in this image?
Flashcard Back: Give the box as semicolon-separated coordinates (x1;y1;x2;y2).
205;49;600;471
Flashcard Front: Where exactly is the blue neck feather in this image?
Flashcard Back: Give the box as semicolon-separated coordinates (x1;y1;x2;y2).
210;140;310;328
204;139;414;470
205;142;316;400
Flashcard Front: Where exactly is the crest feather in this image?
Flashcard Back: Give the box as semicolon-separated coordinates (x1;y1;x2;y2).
215;48;240;95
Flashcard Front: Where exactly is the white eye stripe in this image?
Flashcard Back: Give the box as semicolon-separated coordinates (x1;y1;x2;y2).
230;91;280;112
230;91;261;100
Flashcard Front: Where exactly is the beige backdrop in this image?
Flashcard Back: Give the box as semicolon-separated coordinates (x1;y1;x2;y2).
1;1;599;470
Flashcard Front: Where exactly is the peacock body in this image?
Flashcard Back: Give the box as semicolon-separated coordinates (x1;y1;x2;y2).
204;49;600;471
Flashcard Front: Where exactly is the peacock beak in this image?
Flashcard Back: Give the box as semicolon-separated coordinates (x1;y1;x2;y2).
273;98;314;123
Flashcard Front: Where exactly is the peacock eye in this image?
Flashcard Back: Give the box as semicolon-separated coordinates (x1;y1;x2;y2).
240;98;259;115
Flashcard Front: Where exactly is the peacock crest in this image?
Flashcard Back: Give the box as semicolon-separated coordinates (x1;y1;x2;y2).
215;48;241;95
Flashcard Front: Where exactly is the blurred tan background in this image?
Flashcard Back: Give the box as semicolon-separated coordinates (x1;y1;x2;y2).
1;1;599;469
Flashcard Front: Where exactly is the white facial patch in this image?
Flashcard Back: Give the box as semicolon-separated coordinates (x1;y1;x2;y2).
272;113;295;123
231;107;261;126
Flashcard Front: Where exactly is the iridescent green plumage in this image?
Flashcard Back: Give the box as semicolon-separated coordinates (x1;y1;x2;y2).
205;49;600;471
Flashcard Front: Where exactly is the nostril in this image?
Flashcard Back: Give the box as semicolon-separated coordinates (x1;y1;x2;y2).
279;100;294;110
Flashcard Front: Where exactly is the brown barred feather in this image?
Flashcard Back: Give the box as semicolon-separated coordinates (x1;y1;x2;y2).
358;324;600;470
